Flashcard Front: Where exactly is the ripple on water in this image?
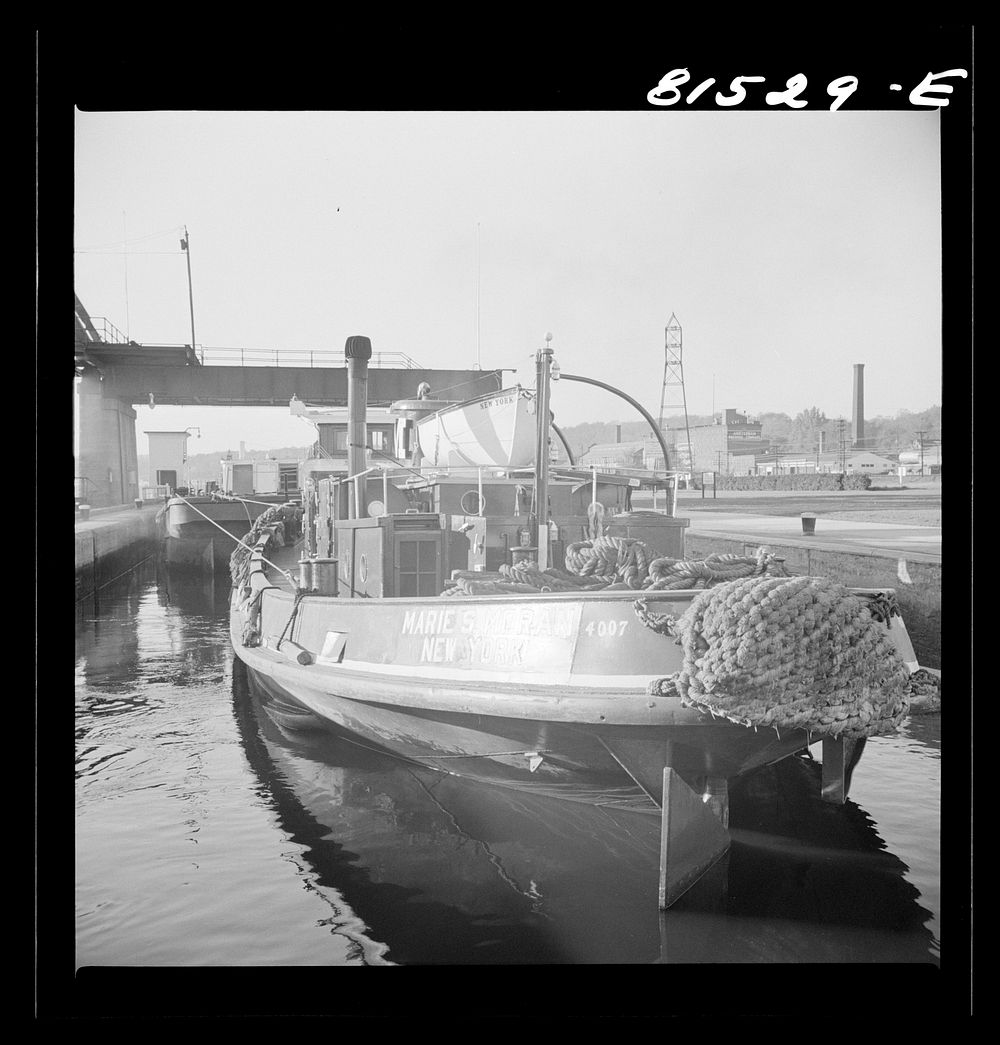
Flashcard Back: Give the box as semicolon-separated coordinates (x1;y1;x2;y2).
74;564;942;968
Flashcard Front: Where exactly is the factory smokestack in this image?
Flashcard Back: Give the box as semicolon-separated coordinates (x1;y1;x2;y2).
851;364;865;448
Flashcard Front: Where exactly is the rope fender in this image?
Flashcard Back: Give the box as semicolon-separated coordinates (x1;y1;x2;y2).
645;574;911;740
229;506;292;586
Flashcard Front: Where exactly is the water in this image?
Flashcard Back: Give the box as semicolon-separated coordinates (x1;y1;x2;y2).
74;561;942;974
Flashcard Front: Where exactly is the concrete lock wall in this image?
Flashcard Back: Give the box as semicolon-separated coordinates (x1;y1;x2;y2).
75;506;163;600
684;533;941;670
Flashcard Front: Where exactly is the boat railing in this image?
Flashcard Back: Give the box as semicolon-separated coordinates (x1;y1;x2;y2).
304;462;687;484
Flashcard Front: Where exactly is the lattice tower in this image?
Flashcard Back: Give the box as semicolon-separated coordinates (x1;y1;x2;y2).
658;313;693;473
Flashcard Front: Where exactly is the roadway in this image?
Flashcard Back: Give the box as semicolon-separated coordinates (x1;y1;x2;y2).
634;488;943;562
679;510;941;561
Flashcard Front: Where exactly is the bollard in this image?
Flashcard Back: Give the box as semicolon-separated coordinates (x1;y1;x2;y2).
800;512;816;535
134;498;143;510
79;504;91;521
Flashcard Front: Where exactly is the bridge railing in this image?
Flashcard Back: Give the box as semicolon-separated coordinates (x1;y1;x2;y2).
189;346;426;368
85;317;130;344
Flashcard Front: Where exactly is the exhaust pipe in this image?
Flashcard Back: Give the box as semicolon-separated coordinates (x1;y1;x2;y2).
345;335;372;519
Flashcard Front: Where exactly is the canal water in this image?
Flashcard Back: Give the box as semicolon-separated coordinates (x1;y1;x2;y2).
72;560;945;996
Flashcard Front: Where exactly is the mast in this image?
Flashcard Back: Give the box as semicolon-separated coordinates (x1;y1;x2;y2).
533;333;554;570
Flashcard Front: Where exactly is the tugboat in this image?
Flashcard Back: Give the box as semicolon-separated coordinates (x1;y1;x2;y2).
230;334;920;907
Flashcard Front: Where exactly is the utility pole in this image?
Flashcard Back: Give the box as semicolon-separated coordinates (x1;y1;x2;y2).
837;418;847;474
916;430;928;476
475;221;481;370
180;227;197;358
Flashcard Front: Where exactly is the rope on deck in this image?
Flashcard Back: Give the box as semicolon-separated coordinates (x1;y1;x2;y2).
441;540;789;597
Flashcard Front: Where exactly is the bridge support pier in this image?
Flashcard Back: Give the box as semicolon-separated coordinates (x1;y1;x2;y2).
75;372;139;508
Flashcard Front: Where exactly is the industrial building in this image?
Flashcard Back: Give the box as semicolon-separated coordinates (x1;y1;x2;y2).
578;440;645;470
662;409;771;475
579;411;770;476
729;449;898;477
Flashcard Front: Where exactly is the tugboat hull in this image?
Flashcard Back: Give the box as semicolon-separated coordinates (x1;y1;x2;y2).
229;586;873;799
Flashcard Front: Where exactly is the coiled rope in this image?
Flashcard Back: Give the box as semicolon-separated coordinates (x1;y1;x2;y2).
906;668;941;714
441;538;789;597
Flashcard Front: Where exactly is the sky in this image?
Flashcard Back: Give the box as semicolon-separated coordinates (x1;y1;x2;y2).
74;109;943;454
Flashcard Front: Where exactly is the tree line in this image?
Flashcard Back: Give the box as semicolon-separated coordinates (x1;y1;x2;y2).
556;405;941;460
139;406;942;480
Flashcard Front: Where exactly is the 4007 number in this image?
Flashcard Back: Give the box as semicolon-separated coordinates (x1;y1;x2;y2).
584;619;630;638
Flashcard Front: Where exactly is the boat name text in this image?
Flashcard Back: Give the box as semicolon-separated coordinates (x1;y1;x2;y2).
402;605;578;667
480;395;516;410
402;605;575;639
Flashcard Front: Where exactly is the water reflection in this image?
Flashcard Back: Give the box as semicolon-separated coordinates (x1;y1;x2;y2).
234;662;939;965
75;560;940;968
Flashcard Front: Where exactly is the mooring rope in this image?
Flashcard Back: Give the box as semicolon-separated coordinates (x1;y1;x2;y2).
211;499;301;588
212;492;293;509
274;589;309;649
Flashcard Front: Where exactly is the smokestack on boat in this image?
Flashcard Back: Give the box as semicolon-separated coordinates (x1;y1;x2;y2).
346;335;372;519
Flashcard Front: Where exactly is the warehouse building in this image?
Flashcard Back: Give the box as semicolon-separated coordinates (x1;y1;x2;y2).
730;449;898;476
663;409;771;474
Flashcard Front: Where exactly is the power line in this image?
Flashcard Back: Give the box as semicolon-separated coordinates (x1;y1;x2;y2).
75;250;183;255
75;225;185;252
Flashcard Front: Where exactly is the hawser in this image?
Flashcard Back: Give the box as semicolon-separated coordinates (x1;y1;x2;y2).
229;333;935;908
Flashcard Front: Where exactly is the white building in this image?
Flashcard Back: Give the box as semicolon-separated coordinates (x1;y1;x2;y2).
144;430;192;496
844;451;896;475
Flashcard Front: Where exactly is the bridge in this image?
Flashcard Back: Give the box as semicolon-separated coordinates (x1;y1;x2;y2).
75;295;506;507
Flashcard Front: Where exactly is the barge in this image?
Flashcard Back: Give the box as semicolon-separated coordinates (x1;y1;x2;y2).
159;456;301;570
